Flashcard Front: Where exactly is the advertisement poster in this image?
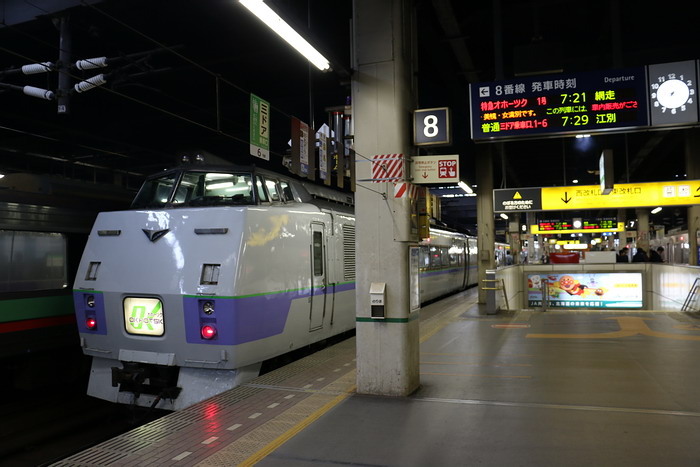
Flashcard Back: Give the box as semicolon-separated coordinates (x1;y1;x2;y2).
527;272;643;309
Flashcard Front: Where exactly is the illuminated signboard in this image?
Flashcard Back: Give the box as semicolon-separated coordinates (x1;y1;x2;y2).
531;218;622;234
541;180;700;210
470;67;649;141
527;272;643;309
495;179;700;212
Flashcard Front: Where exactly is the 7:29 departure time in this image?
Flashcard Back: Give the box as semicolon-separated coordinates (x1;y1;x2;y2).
561;115;589;126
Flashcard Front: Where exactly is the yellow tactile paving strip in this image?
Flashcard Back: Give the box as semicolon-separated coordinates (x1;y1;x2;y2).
52;291;479;467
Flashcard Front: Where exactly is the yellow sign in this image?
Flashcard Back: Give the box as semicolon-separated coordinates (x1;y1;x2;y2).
541;180;700;210
530;222;624;235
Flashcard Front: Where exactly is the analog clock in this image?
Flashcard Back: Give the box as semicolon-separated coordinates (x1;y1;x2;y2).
648;60;700;126
654;78;691;110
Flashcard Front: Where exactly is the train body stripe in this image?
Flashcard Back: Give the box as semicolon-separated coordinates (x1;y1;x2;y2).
0;314;76;333
183;283;357;345
0;295;74;323
182;281;356;300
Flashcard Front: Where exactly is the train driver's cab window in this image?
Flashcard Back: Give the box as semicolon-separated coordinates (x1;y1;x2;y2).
181;172;253;206
265;178;281;202
256;176;269;203
131;173;178;208
133;171;254;208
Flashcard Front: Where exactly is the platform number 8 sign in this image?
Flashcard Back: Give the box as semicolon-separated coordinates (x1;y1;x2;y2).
413;107;451;147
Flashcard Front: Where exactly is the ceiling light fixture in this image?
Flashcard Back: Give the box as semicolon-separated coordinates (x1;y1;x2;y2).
651;207;662;214
458;181;473;194
239;0;331;71
500;213;508;220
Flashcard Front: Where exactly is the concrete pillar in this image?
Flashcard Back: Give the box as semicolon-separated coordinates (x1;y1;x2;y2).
477;145;495;303
685;129;700;266
636;208;650;254
526;211;536;263
352;0;419;396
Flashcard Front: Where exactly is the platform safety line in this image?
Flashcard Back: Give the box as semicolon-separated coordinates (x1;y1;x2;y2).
419;294;480;344
237;383;357;467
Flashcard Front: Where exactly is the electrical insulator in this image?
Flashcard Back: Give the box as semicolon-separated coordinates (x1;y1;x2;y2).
75;57;108;70
74;74;107;93
23;86;55;100
21;62;54;74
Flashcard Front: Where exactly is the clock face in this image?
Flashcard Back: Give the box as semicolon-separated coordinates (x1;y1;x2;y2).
648;60;700;126
655;79;691;110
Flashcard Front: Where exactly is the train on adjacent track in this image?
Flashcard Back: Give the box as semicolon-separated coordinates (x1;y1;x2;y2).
0;175;131;358
72;163;480;410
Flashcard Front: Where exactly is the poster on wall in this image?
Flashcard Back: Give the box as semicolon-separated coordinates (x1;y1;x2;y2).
527;272;643;309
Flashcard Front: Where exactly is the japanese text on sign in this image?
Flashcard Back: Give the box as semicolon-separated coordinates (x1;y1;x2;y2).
470;68;649;141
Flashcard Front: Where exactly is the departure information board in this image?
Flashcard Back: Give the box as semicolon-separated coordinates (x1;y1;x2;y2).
531;218;621;235
470;67;649;141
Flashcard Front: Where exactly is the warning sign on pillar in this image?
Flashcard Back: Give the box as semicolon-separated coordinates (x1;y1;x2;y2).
411;155;460;184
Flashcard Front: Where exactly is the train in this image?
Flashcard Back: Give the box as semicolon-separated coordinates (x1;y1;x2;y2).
0;174;132;388
72;162;479;410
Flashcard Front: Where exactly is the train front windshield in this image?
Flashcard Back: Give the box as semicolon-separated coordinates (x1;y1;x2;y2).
131;171;255;209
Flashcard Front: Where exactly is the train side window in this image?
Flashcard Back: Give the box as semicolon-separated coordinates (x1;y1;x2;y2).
440;247;450;267
256;176;269;203
265;178;281;202
0;231;67;292
429;246;441;268
420;246;430;268
313;231;323;276
279;181;295;202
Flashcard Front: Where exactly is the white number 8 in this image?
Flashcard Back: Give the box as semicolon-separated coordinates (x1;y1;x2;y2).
423;115;439;138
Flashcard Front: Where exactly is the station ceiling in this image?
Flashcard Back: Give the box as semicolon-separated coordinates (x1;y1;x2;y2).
0;0;696;231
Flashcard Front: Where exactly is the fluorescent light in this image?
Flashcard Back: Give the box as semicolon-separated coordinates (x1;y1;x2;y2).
458;181;473;194
239;0;331;71
500;213;508;220
207;182;234;190
651;207;662;214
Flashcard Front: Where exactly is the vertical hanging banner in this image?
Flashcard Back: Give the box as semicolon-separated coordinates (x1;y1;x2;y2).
250;94;270;160
291;117;310;177
319;130;329;185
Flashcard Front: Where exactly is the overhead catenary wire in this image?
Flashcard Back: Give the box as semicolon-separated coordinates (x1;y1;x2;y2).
0;3;376;172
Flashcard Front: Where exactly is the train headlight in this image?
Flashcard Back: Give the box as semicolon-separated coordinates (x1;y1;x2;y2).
202;301;215;315
201;325;217;339
86;317;97;330
86;295;95;308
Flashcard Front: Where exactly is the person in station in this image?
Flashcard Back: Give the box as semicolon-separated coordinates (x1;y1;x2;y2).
649;246;665;262
632;247;649;262
505;250;513;265
616;247;629;263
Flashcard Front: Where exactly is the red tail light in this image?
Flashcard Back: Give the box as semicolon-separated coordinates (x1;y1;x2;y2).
86;317;97;330
201;325;217;339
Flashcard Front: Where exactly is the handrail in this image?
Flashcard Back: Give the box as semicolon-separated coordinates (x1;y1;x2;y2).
481;278;509;311
681;277;700;312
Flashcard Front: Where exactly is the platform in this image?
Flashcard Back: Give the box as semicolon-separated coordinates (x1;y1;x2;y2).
53;288;700;466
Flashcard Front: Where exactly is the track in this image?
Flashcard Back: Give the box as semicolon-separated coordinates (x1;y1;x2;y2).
0;347;168;466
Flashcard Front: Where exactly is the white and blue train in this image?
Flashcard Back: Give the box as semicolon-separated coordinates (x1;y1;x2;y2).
73;163;478;410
